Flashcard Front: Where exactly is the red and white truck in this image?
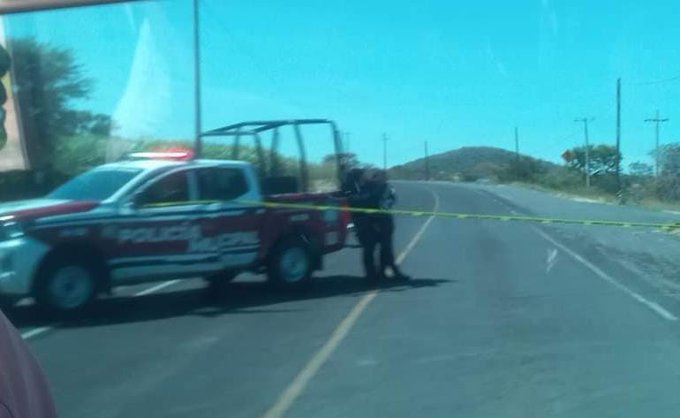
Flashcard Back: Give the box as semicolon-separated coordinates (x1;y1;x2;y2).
0;120;351;313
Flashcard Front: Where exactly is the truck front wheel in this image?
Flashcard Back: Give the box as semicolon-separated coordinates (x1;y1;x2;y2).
34;254;100;315
267;237;313;288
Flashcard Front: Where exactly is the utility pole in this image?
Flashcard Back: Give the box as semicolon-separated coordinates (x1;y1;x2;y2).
514;126;520;179
616;78;621;192
382;133;388;170
644;110;669;177
424;140;430;181
574;117;594;188
192;0;203;158
514;126;520;161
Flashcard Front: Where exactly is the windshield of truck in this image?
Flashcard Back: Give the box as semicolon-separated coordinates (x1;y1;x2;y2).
48;167;141;201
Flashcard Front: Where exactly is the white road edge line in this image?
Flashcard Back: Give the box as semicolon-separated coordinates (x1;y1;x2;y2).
262;188;440;418
480;188;678;322
21;279;182;340
133;279;181;297
20;326;52;340
532;226;678;322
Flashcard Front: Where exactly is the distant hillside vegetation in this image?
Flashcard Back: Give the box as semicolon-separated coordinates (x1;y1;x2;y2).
389;146;559;182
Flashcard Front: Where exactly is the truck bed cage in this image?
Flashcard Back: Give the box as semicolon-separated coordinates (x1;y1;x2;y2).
201;119;343;194
201;119;337;137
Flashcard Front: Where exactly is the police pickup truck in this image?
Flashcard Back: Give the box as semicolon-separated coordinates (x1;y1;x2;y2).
0;152;350;313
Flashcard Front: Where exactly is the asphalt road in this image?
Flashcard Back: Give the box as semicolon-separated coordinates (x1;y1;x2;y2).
9;181;680;418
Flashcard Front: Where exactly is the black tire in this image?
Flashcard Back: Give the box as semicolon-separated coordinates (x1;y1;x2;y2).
267;236;313;288
34;254;100;314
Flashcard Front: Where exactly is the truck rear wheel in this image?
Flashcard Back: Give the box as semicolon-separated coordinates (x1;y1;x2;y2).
34;254;100;314
267;237;313;288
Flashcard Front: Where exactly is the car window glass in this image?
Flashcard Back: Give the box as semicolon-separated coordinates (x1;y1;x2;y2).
48;168;142;201
138;171;189;206
198;167;248;201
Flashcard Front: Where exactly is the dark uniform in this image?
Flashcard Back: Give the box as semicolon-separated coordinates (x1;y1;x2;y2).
342;168;409;281
374;182;402;278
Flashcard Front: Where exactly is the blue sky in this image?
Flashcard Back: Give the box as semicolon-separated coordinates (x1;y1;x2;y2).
6;0;680;167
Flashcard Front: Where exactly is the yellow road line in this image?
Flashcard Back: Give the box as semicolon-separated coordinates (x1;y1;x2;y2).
260;189;440;418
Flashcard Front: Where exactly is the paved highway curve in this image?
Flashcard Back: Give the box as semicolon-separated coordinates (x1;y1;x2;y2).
9;181;680;418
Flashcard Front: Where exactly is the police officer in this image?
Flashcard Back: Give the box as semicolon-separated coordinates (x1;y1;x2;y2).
343;167;409;281
341;166;376;278
367;169;410;281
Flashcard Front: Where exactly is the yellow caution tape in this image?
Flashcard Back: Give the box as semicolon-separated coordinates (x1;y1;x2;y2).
235;199;680;231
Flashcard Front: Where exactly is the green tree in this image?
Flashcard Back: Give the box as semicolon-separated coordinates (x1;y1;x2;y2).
505;157;545;182
629;161;653;178
323;152;358;167
11;38;111;170
656;144;680;201
658;144;680;175
564;144;621;176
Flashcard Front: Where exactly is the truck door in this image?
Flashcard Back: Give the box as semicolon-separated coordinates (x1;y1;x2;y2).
109;168;211;282
194;166;264;270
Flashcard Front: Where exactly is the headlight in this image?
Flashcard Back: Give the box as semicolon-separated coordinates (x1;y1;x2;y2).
1;221;23;240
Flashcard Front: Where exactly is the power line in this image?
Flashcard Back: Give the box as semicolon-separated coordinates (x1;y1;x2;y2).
551;111;610;146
